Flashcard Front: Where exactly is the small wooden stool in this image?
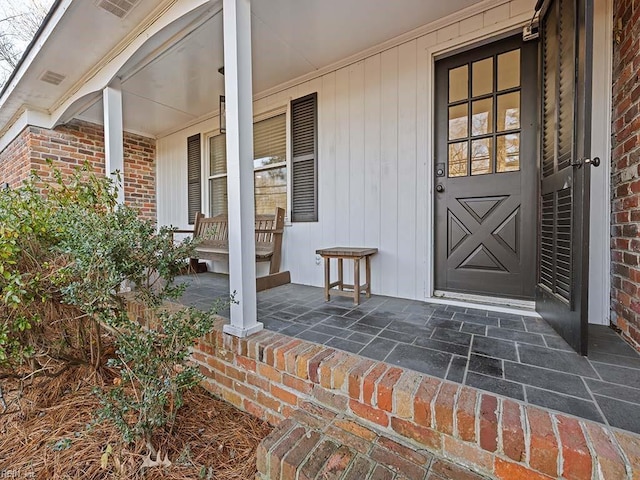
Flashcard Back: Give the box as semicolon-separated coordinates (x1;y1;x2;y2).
315;247;378;305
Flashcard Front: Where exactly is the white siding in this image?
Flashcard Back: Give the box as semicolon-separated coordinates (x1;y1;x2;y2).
155;0;609;308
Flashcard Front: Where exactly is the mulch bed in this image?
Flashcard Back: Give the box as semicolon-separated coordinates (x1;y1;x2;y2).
0;366;272;479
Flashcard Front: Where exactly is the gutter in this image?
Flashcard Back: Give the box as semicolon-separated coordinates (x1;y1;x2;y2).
0;0;65;99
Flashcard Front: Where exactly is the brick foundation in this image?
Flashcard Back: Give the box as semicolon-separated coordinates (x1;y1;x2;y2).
0;120;156;221
611;0;640;352
128;300;640;480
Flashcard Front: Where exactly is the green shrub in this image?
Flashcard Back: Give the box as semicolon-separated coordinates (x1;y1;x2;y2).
0;163;220;456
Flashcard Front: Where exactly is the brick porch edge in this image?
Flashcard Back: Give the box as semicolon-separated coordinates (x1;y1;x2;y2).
128;302;640;479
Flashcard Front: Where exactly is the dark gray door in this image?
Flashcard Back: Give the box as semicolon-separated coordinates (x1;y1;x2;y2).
435;35;538;299
536;0;594;355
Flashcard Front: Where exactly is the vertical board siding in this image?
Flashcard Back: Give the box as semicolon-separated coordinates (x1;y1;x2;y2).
379;47;400;297
397;40;418;299
156;2;557;301
363;54;383;297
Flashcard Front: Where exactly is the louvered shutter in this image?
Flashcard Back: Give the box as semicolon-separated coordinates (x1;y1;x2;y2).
187;134;201;224
539;0;575;303
291;93;318;222
536;0;594;355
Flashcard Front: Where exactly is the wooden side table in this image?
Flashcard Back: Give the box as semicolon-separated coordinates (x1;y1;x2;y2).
315;247;378;305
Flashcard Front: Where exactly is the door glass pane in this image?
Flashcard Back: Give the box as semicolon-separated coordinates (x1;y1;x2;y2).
255;166;287;215
448;141;468;177
449;103;468;140
472;57;493;97
471;99;493;136
449;65;468;102
497;49;520;91
497;133;520;172
209;134;226;175
497;92;521;131
471;138;493;175
209;177;228;216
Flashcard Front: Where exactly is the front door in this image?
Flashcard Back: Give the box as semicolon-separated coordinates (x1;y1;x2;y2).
434;35;538;299
536;0;594;355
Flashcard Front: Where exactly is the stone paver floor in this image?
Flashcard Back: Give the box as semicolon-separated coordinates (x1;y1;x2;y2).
176;273;640;435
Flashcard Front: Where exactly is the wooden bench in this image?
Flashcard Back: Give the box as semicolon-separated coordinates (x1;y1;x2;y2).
178;207;290;292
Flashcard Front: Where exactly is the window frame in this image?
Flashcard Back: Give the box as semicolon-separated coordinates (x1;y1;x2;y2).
204;105;290;221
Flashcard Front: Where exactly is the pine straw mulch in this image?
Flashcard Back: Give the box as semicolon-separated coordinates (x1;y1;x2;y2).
0;366;272;479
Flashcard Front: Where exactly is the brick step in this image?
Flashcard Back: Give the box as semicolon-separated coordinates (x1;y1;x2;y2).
256;403;491;480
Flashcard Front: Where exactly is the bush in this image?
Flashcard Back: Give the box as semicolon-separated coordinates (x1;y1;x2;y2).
0;164;220;456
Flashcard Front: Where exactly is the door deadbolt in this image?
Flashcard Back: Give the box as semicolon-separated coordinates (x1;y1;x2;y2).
435;184;445;193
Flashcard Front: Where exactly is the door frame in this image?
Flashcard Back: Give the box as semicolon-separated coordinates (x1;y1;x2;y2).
423;8;611;322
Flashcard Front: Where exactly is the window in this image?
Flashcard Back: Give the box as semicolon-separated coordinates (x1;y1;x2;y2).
203;93;318;221
208;113;287;216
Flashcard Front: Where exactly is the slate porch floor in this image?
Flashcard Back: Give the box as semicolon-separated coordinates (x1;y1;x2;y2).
176;273;640;436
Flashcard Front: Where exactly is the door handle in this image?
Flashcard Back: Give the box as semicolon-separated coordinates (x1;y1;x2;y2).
571;157;600;168
435;184;445;193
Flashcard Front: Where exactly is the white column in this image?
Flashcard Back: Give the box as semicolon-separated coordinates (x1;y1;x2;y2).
103;79;125;204
222;0;262;337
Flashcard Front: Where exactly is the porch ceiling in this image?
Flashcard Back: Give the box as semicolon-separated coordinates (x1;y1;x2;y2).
74;0;483;137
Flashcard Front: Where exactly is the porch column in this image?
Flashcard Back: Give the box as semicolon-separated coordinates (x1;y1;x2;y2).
222;0;262;337
103;80;124;204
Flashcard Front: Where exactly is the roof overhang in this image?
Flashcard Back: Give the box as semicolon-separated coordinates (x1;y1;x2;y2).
0;0;534;150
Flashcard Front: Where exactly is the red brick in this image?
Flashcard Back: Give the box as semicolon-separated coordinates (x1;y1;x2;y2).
442;436;493;474
271;384;299;406
283;373;313;394
414;377;441;427
333;418;378;441
614;431;640;479
236;355;256;372
333;355;361;391
376;367;403;412
494;458;553;480
370;445;426;480
393;370;422;419
316;445;356;479
527;407;558;478
319;351;348;388
390;417;442;451
376;436;431;466
281;430;322;479
312;385;349;411
455;387;478;442
257;363;282;383
308;348;336;383
296;345;326;379
434;383;458;435
584;424;628;480
362;363;388;405
479;395;498;452
300;439;339;480
348;359;376;400
349;399;389;427
268;426;306;479
556;416;592;480
273;338;301;369
501;400;525;462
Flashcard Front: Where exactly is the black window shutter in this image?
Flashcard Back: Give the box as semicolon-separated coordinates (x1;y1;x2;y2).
187;133;201;224
291;93;318;222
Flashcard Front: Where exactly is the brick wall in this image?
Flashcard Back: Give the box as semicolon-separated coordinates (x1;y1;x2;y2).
611;0;640;351
0;120;157;221
0;127;31;188
127;301;640;480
